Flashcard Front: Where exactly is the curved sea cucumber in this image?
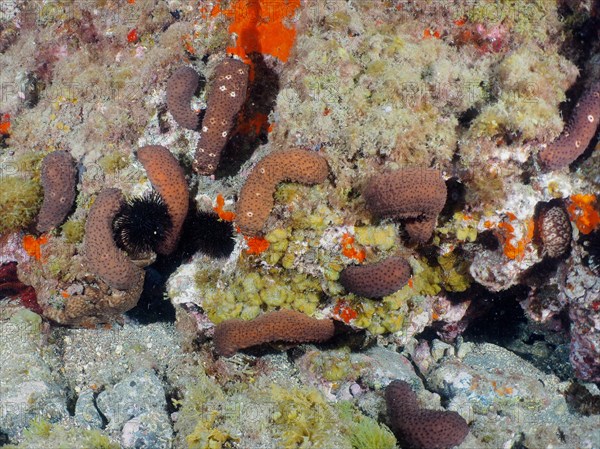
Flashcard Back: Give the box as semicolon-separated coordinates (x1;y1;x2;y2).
340;256;411;298
84;188;144;291
235;148;329;236
364;168;447;243
193;58;249;175
539;80;600;170
213;309;335;357
137;145;189;255
385;380;470;449
166;66;200;130
36;150;77;233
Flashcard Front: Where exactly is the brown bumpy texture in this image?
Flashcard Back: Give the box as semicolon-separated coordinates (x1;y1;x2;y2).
340;256;411;298
213;309;335;357
84;188;144;291
539;81;600;170
137;145;189;255
37;150;77;232
364;168;447;243
538;205;571;258
236;149;329;236
166;66;200;130
194;58;249;175
385;380;469;449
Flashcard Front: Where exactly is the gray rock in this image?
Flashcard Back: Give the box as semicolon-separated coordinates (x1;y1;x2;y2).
431;338;454;361
427;342;600;448
121;411;173;449
362;346;420;389
0;311;68;439
74;389;103;429
96;368;172;448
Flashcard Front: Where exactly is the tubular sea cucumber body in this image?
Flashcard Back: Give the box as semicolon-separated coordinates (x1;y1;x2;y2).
166;66;200;130
539;81;600;170
37;150;77;233
213;309;335;357
193;58;249;175
385;380;470;449
364;168;447;243
235;148;329;236
84;188;144;291
137;145;189;255
340;256;411;298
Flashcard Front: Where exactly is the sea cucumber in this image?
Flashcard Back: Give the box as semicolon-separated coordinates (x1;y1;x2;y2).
36;150;77;233
137;145;189;255
340;256;411;298
84;188;144;291
235;148;329;236
166;66;200;130
385;380;469;449
364;168;447;243
539;80;600;170
537;204;571;258
193;58;249;175
213;309;335;357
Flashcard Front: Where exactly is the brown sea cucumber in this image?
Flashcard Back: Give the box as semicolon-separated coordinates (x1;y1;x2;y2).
36;150;77;233
385;380;469;449
340;256;411;298
213;309;335;357
193;58;249;175
364;168;447;243
84;188;144;291
536;204;571;258
539;80;600;170
166;66;200;130
137;145;189;255
235;148;329;236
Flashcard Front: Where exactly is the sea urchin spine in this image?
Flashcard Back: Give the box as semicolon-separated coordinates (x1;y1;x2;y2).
113;190;173;256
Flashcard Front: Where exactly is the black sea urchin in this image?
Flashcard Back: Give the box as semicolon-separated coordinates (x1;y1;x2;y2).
179;209;235;259
113;190;173;256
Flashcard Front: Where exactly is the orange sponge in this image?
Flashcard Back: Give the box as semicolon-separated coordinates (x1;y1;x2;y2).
213;309;335;357
137;145;189;255
235;148;329;236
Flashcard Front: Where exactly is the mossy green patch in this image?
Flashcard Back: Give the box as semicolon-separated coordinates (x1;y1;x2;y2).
270;384;352;449
61;219;85;243
174;371;234;449
175;373;358;449
304;348;367;384
0;176;43;233
3;418;119;449
337;401;397;449
98;151;129;174
462;0;557;42
354;225;397;251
